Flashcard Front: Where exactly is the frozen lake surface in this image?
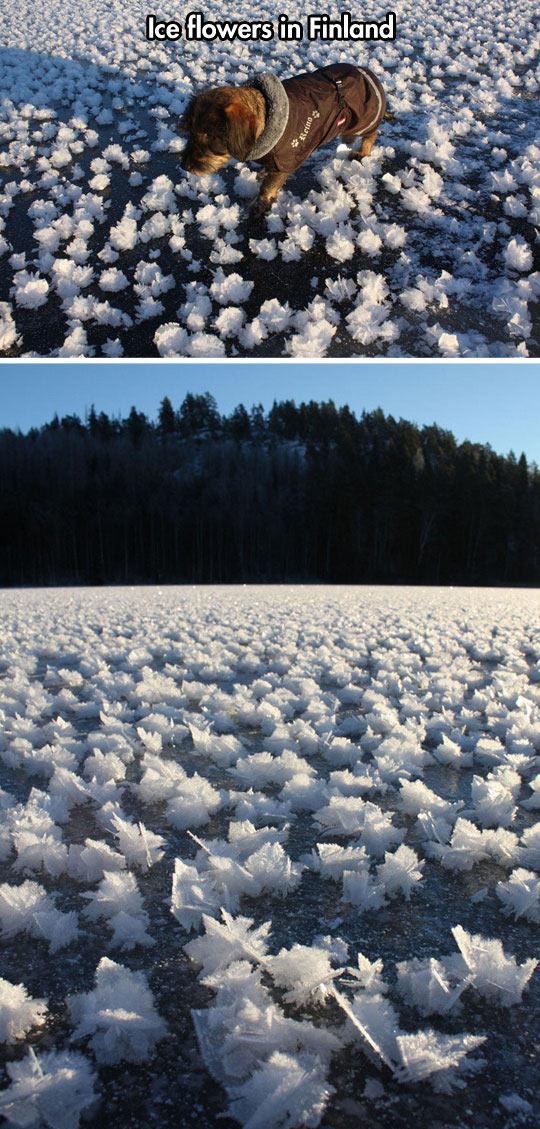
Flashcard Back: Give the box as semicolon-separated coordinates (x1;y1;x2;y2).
0;0;539;357
0;585;539;1129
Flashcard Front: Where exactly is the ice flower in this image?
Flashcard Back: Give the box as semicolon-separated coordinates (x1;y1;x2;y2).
0;978;48;1043
451;925;537;1005
82;871;153;949
495;869;540;924
395;1030;486;1092
171;858;221;931
227;1051;333;1129
110;814;165;871
0;1048;97;1129
267;943;342;1006
376;845;424;899
69;957;167;1064
341;870;386;912
0;880;77;952
396;957;466;1015
185;910;272;977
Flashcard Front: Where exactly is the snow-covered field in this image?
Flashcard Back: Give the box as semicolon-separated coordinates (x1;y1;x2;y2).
0;0;539;357
0;585;539;1129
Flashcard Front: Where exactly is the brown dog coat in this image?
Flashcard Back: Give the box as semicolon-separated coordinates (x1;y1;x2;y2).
259;63;386;174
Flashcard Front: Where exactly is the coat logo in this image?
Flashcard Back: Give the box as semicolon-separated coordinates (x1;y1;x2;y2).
290;110;321;147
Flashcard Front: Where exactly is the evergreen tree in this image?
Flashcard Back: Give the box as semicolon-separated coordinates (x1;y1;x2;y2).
88;405;99;437
158;396;177;436
250;404;266;436
227;404;251;440
178;393;221;437
125;406;148;446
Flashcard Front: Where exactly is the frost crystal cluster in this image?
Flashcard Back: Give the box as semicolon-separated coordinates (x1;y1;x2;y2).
0;585;538;1126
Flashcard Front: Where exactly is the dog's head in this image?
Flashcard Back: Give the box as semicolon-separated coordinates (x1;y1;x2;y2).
179;87;262;175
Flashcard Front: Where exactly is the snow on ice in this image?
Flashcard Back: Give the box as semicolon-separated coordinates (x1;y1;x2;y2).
0;585;539;1128
0;0;538;356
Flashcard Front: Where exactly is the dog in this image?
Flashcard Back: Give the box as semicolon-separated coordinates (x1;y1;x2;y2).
180;63;388;213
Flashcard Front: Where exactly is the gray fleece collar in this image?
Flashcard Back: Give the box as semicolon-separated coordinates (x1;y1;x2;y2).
245;72;289;161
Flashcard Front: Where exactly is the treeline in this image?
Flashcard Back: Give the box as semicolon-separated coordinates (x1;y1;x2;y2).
0;393;538;586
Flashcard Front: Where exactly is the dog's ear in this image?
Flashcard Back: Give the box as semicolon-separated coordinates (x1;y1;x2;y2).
224;97;259;160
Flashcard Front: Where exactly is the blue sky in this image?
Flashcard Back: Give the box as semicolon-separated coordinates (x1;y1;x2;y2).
0;364;539;461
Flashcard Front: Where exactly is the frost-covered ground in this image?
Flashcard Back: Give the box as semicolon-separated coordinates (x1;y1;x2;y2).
0;1;539;357
0;585;539;1129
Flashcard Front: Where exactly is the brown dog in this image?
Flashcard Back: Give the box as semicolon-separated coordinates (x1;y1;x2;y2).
180;63;387;213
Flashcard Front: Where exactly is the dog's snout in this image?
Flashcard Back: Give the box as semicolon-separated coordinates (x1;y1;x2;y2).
180;139;229;176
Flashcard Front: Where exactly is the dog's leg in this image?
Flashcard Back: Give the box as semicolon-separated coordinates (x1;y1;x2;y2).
252;171;289;214
349;127;379;162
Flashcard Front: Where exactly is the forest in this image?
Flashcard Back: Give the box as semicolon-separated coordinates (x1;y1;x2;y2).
0;393;538;586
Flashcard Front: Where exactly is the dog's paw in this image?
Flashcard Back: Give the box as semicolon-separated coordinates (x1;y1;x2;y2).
250;196;272;218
